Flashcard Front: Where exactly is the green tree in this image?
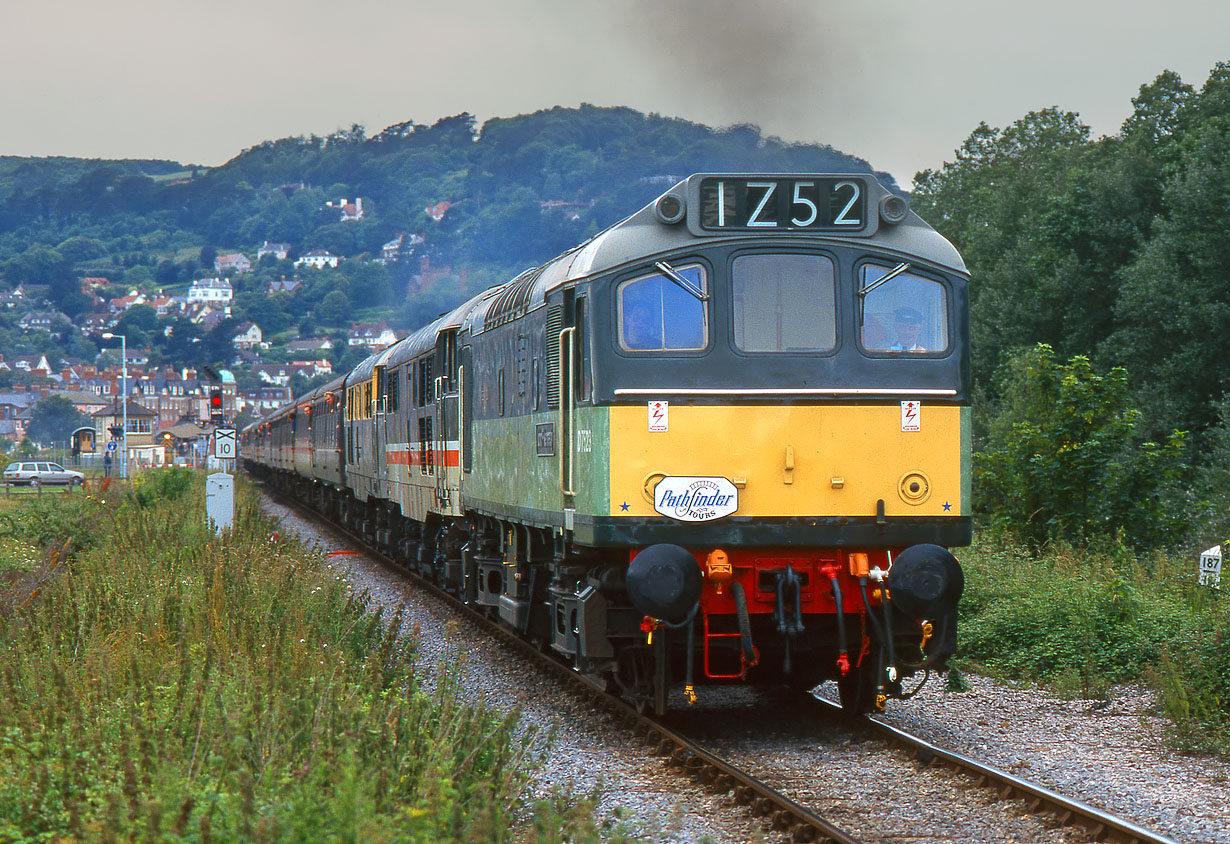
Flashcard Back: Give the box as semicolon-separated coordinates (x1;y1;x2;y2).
114;304;158;347
1109;64;1230;439
315;289;352;327
911;108;1094;390
5;245;71;286
26;396;89;448
975;344;1187;548
55;235;108;264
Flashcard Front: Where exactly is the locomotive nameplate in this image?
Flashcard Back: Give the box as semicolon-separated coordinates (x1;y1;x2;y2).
696;176;869;233
535;422;555;456
653;476;738;522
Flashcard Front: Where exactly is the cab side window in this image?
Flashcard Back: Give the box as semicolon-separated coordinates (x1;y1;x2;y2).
617;264;708;352
859;264;949;354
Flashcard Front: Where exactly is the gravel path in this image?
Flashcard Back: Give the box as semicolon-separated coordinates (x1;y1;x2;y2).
260;492;1230;844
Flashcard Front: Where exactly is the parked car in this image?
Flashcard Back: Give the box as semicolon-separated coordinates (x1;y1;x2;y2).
3;461;85;487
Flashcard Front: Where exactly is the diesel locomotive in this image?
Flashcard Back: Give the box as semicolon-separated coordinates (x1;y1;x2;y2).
242;173;970;714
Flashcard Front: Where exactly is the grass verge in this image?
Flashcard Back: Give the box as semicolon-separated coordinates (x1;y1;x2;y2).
955;530;1230;756
0;469;646;843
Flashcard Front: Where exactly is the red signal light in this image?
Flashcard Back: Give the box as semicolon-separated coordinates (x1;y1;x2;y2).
209;387;224;424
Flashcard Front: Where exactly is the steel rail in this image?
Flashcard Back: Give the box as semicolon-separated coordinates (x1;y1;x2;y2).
256;480;865;844
810;696;1181;844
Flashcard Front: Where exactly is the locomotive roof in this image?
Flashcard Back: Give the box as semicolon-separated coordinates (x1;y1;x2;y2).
464;173;968;335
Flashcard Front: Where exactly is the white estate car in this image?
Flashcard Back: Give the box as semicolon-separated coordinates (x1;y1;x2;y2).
4;461;85;487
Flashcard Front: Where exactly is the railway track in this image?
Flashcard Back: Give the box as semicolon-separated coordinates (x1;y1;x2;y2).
256;479;1183;844
816;697;1180;844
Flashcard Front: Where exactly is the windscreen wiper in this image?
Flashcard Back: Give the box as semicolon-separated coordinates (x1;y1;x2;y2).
655;260;709;301
858;262;911;298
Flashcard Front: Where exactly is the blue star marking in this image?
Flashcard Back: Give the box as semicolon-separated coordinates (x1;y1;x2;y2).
620;501;630;511
942;501;951;511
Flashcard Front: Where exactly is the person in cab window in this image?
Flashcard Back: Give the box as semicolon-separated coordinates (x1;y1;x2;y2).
890;307;926;352
623;301;661;350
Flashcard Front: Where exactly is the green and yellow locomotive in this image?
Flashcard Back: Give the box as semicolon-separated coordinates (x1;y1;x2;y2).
245;173;969;714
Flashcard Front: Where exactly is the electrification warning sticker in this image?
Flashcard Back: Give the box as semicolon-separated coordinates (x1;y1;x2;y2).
648;401;669;432
901;401;921;432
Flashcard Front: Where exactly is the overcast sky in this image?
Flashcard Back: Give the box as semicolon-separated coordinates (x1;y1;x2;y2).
3;1;1228;187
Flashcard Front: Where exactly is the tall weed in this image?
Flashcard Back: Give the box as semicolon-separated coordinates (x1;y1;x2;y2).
0;472;636;842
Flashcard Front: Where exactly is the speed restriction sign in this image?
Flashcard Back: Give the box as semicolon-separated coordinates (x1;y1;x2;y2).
214;428;236;460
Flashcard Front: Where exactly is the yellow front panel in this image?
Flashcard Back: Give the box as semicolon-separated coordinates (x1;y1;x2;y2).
608;404;964;518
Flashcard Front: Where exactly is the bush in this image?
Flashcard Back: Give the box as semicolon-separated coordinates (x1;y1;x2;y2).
0;491;109;555
975;344;1188;549
1154;607;1230;756
957;530;1230;756
127;464;196;508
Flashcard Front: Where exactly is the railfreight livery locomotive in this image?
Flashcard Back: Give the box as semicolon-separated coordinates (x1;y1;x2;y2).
242;174;970;715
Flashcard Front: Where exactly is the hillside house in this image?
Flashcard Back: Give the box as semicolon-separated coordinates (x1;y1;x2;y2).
291;359;332;378
267;277;302;295
187;277;234;304
257;242;291;261
294;249;339;270
286;337;334;354
239;385;292;416
0;284;28;309
214;253;252;274
326;197;364;221
380;232;423;263
108;291;146;313
253;361;330;386
13;354;54;376
150;292;178;316
348;321;400;349
79;313;117;335
231;322;263;350
18;311;71;332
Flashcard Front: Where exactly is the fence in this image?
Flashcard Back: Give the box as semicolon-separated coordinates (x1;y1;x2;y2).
1;478;98;497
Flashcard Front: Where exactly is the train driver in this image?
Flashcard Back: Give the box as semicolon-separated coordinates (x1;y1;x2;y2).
889;307;927;352
622;299;662;350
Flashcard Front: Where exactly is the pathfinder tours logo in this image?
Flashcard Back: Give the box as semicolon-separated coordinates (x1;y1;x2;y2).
653;476;739;522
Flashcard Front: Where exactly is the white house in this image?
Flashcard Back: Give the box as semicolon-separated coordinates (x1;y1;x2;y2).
109;290;147;313
187;278;234;304
348;321;400;348
18;311;71;332
380;232;423;263
294;249;340;270
231;322;263;350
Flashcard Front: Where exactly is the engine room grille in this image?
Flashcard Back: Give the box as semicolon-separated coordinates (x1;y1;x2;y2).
545;305;562;410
